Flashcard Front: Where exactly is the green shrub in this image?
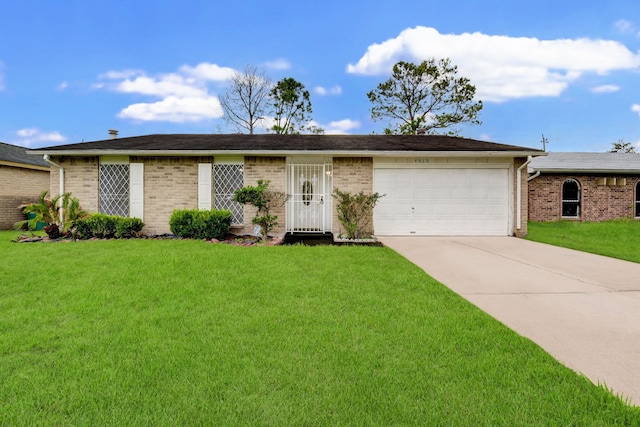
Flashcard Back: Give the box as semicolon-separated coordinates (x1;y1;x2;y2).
333;189;384;239
169;209;232;240
76;214;117;239
115;217;145;238
76;214;144;239
169;210;195;238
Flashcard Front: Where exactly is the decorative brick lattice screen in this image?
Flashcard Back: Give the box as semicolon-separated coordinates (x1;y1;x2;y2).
99;164;129;217
214;164;244;225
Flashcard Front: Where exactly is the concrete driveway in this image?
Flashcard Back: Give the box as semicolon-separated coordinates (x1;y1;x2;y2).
377;236;640;406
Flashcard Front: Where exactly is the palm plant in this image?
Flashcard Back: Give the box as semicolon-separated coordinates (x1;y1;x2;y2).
59;192;88;233
16;191;88;238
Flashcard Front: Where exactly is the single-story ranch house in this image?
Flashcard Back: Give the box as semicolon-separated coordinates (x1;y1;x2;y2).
28;134;543;237
528;152;640;221
0;141;50;230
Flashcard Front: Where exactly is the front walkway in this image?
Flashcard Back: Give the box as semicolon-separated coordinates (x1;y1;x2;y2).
378;236;640;406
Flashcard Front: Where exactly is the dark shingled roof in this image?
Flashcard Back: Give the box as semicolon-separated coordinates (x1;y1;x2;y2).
0;141;49;167
28;134;542;154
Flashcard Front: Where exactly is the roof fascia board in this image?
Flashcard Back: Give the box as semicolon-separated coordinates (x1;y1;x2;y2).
537;168;640;174
27;149;543;158
0;160;50;171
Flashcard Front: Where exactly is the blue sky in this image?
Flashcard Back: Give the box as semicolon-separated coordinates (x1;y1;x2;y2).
1;0;639;151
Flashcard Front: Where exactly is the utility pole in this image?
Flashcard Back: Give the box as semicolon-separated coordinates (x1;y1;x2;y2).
541;134;549;151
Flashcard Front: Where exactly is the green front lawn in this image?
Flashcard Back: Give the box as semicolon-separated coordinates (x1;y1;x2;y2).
527;220;640;263
1;231;638;425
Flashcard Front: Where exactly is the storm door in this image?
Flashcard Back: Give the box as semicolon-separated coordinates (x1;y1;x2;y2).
286;162;332;232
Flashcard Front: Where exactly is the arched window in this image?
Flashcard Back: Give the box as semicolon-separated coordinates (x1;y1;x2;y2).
562;179;580;218
635;181;640;218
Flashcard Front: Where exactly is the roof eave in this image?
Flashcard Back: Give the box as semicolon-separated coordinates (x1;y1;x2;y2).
0;160;50;171
27;149;543;158
535;168;640;174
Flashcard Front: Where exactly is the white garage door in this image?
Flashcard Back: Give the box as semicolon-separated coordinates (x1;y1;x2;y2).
374;168;510;236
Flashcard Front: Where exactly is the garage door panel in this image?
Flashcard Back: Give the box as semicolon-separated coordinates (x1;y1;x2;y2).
374;167;509;236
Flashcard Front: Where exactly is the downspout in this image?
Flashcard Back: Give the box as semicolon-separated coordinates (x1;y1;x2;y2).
527;171;541;182
43;155;64;224
516;156;533;231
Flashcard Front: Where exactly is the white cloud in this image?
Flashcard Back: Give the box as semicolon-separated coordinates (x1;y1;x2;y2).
615;19;635;34
264;58;291;70
116;74;206;98
179;63;235;81
118;96;223;123
98;62;236;122
57;81;68;90
347;26;640;102
255;116;275;131
13;128;67;147
314;85;342;96
591;84;620;93
632;104;640;118
99;69;143;80
320;119;361;134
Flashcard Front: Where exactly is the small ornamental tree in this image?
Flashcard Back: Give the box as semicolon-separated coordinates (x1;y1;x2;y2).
233;180;287;240
333;189;384;240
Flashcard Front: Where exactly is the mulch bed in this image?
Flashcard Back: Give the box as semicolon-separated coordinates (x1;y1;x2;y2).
207;235;283;246
12;234;284;247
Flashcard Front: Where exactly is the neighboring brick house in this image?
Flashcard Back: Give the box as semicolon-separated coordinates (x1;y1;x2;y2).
528;152;640;222
0;141;50;230
28;134;542;237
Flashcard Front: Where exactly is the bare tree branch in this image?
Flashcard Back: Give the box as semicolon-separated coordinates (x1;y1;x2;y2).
220;65;271;134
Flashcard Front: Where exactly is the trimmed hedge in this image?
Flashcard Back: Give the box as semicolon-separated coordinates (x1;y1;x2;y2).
169;209;232;240
115;217;145;239
75;214;144;239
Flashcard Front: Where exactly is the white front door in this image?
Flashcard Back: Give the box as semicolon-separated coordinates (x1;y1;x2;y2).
287;163;332;233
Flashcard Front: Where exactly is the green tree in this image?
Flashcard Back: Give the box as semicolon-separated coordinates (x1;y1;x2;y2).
269;77;315;134
609;139;636;153
367;58;483;135
219;65;272;134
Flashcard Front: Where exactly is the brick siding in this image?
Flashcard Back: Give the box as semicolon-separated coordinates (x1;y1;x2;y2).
49;156;206;235
242;156;287;235
0;165;50;229
529;174;640;221
48;156;100;213
41;154;532;237
331;157;374;236
136;156;210;235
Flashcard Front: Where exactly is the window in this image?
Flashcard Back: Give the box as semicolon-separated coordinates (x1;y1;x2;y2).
562;179;580;218
214;163;244;225
636;182;640;218
99;164;129;217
